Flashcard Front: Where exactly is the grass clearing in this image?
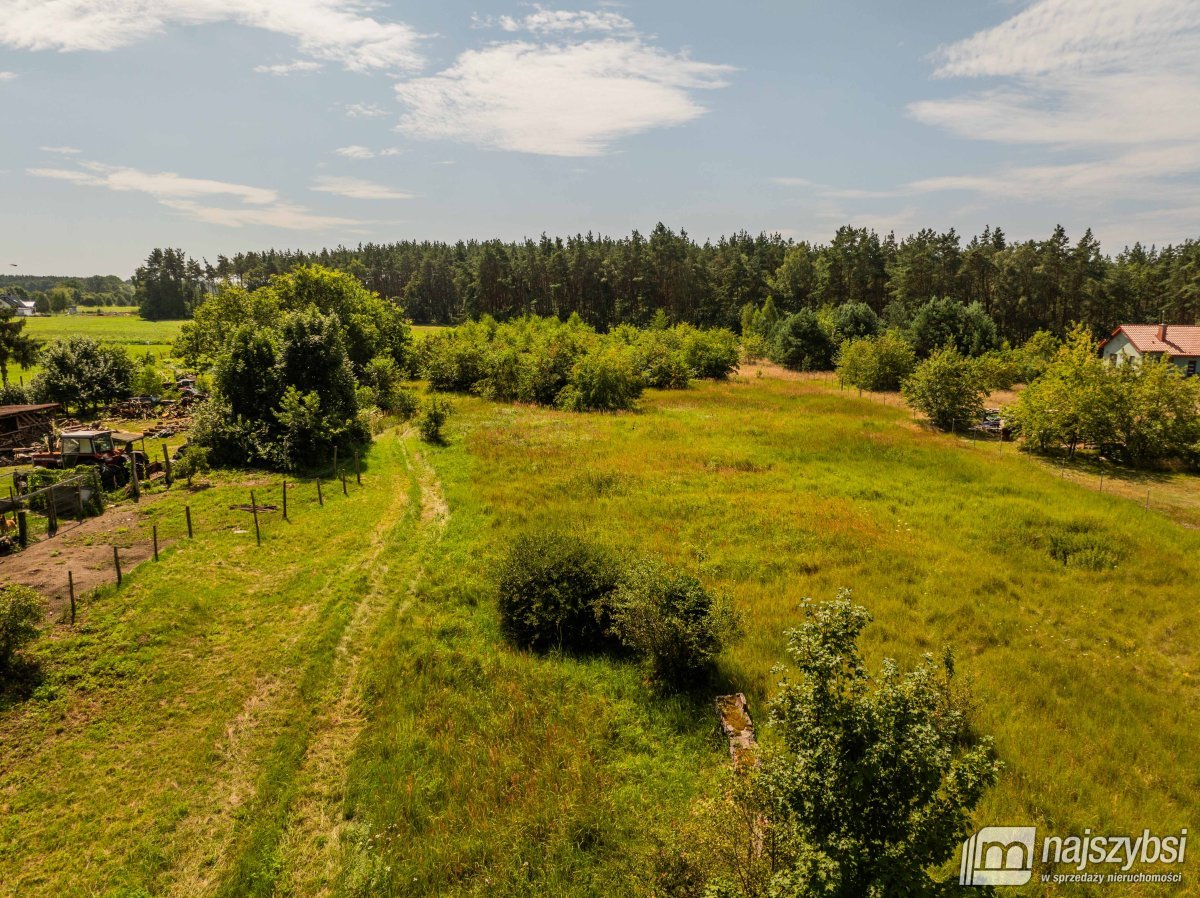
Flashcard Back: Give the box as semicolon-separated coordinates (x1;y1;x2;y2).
1;371;1197;896
9;315;184;383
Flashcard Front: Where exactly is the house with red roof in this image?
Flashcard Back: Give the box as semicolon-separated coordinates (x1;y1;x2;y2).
1099;324;1200;377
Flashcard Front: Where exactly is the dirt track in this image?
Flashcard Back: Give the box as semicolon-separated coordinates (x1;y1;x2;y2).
0;496;169;617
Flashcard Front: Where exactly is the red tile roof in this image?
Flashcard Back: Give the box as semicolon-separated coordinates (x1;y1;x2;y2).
1103;324;1200;356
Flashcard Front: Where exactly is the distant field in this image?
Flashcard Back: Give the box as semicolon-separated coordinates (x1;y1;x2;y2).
8;314;183;383
1;372;1196;896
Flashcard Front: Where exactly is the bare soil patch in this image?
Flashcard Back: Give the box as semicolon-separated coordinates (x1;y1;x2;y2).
0;496;169;614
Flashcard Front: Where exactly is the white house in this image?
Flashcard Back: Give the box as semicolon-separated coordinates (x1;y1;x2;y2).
0;294;37;317
1098;324;1200;377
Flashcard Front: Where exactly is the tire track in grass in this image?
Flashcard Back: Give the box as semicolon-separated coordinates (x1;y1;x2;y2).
160;432;418;898
278;437;449;897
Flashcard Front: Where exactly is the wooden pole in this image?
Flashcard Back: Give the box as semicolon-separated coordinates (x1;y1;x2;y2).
47;495;58;538
163;444;172;487
153;524;159;561
354;451;361;485
282;479;288;521
341;472;348;496
68;570;76;625
185;505;193;539
1099;473;1104;493
16;509;27;547
113;545;122;586
129;446;141;502
74;482;84;521
316;477;323;507
251;490;261;546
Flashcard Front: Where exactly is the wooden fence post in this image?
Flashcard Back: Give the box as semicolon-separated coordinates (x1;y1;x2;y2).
16;510;27;548
74;482;84;521
251;490;261;547
163;444;173;487
282;479;288;521
316;477;323;507
185;505;194;539
153;524;159;562
113;546;122;586
341;472;348;496
354;451;361;486
68;570;76;625
129;448;141;502
47;496;58;538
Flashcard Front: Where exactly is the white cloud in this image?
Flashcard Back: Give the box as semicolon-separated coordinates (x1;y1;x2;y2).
28;159;357;230
906;0;1200;210
335;145;376;160
493;7;637;35
0;70;16;81
311;176;412;200
343;102;388;118
40;145;81;154
333;145;400;160
394;38;732;156
254;59;323;76
0;0;423;72
158;199;359;230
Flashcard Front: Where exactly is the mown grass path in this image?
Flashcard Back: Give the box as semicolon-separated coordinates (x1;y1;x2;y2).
0;430;427;898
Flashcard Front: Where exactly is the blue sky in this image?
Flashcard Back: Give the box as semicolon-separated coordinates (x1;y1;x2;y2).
1;0;1197;275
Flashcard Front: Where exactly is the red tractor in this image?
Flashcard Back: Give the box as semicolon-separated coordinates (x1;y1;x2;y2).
31;429;149;490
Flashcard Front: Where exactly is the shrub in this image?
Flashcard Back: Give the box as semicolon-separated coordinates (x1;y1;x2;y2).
680;326;740;379
497;532;621;651
831;301;881;343
909;297;999;358
173;444;211;486
556;345;643;412
391;386;420;420
974;348;1023;391
771;310;835;371
416;394;452;443
902;344;986;430
836;331;916;393
609;559;739;687
0;382;32;405
705;595;999;898
0;585;45;672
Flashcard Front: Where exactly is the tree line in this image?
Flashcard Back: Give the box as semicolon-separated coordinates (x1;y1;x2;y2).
152;224;1200;341
1;274;133;313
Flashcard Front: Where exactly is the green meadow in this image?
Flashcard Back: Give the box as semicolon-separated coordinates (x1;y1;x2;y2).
8;315;183;383
1;372;1196;896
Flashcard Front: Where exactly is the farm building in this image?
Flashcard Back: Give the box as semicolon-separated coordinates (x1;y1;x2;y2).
0;403;60;454
1099;324;1200;376
0;294;38;316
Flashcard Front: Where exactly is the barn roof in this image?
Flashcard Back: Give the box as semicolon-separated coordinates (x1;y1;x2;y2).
0;403;60;420
1102;324;1200;356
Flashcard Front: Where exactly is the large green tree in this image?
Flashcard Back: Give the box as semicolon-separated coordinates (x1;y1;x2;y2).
33;337;134;413
0;307;38;386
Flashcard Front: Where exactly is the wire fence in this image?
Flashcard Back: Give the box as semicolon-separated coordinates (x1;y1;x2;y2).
2;451;368;626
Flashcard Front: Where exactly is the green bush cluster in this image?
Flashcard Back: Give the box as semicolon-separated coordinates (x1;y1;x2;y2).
901;344;986;430
420;315;739;412
497;531;738;688
416;394;452;443
835;330;916;392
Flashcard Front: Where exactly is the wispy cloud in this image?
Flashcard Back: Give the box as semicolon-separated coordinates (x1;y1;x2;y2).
481;7;637;35
0;70;16;81
28;159;358;230
40;145;81;154
343;102;389;119
906;0;1200;212
254;60;323;76
334;145;401;160
394;33;732;156
311;176;412;200
0;0;424;72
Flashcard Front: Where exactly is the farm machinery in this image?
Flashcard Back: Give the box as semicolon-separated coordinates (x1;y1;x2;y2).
29;429;150;489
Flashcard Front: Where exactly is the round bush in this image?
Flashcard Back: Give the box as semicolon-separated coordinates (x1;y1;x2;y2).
0;584;45;672
497;532;621;651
